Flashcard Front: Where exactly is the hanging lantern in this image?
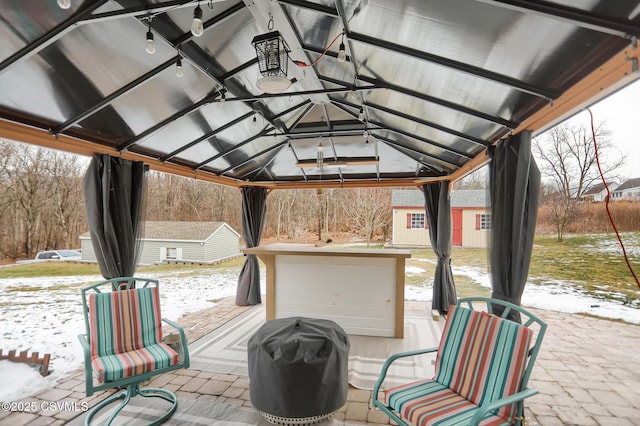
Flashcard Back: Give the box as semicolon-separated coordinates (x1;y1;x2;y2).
252;31;292;94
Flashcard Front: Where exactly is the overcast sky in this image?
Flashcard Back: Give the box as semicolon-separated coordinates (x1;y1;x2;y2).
559;78;640;180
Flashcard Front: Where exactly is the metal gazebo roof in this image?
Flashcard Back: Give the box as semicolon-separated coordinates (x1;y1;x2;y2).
1;0;639;189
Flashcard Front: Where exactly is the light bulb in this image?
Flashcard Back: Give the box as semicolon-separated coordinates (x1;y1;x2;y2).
191;5;204;37
317;141;324;151
176;58;183;77
337;42;346;62
358;110;365;121
146;31;156;54
57;0;71;9
219;93;225;105
350;90;358;101
252;115;258;127
363;130;369;138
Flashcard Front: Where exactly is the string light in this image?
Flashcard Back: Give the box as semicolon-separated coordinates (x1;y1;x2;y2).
358;108;365;121
176;57;183;77
337;34;346;62
316;140;324;170
57;0;71;9
146;30;155;54
191;2;204;37
350;90;359;101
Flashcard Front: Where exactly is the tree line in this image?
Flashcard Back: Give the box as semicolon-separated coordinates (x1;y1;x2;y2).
1;120;635;260
0;140;392;260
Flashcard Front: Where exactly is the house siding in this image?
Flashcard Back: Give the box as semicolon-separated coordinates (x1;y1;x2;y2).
614;186;640;201
142;240;205;264
392;208;430;247
80;237;96;262
391;208;489;249
80;222;240;265
462;209;489;248
204;225;240;261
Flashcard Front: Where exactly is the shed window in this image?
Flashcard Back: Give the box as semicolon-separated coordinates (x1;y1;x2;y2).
166;247;178;259
406;213;425;229
475;214;491;230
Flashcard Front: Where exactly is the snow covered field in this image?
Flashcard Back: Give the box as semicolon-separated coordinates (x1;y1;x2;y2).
1;258;639;401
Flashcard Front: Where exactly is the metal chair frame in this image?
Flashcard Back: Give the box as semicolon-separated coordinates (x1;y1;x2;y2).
78;277;190;426
372;297;547;426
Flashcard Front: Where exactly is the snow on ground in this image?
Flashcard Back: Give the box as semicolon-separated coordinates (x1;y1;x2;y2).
1;259;639;401
0;360;54;401
406;258;640;324
0;269;264;401
568;232;640;258
405;265;426;275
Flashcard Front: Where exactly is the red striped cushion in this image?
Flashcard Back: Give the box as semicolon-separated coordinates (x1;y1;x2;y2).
383;380;507;426
92;343;178;382
88;286;177;383
436;305;532;421
382;304;533;425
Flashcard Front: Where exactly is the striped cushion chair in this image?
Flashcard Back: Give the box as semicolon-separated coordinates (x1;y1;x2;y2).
78;277;190;426
372;297;546;426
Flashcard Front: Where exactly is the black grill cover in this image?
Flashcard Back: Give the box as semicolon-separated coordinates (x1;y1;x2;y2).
247;317;350;418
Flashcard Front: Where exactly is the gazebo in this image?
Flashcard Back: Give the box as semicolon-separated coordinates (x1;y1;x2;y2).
1;1;639;314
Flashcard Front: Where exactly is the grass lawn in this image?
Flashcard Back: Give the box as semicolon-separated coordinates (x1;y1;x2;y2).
1;233;638;307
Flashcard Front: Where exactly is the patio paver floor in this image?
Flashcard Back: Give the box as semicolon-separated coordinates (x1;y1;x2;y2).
1;298;638;425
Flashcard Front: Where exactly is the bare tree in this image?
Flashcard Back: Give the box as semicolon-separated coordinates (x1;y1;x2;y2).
45;150;85;249
535;121;623;199
534;121;624;241
542;190;578;242
0;141;87;258
342;188;391;247
453;165;488;190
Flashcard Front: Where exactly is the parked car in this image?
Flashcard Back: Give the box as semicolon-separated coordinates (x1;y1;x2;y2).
34;250;82;261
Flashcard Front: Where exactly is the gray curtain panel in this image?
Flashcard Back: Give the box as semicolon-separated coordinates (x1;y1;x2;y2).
422;181;457;315
83;154;146;281
488;131;540;322
236;186;268;306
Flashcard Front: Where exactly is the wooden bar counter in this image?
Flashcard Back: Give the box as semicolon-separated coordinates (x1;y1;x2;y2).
243;244;411;338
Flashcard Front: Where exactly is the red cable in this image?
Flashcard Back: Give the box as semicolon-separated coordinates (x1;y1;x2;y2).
587;108;640;288
292;32;344;68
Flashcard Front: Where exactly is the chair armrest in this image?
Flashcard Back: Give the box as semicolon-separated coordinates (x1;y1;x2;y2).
470;387;539;424
77;334;94;396
162;318;190;367
372;347;439;408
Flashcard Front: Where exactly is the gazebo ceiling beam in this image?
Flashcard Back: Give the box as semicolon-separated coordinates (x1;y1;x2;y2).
373;133;461;170
356;75;518;129
0;1;109;73
218;141;288;175
52;56;180;136
348;32;560;100
330;98;476;160
364;101;490;147
475;0;640;39
194;127;276;170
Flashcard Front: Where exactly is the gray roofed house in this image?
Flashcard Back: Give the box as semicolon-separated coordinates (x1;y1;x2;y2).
391;189;490;248
80;221;241;265
612;178;640;201
582;183;609;202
